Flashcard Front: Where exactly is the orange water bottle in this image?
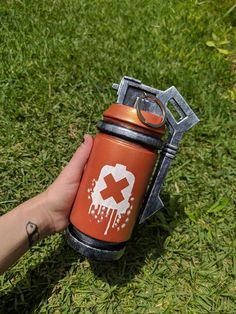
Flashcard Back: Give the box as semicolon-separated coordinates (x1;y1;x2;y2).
67;76;199;261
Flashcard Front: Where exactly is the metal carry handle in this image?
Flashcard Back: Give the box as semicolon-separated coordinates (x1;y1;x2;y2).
113;76;200;223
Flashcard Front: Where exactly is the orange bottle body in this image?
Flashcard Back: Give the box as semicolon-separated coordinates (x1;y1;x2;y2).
70;133;157;243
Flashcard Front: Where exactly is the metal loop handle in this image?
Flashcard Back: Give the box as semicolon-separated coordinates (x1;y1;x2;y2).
134;94;166;129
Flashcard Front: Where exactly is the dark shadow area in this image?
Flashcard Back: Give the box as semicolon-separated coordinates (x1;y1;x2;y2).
89;192;186;285
0;193;186;313
0;239;83;314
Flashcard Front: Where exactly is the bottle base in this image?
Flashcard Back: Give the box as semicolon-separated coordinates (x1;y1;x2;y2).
66;224;126;261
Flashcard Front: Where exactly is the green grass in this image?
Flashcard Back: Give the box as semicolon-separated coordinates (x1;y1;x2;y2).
0;0;235;313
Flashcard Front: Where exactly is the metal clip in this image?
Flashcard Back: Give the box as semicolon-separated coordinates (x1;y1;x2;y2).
113;76;200;223
134;93;166;128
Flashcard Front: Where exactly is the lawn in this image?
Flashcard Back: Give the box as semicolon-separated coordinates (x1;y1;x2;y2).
0;0;235;313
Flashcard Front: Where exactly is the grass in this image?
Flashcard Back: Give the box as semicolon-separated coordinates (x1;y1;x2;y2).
0;0;235;313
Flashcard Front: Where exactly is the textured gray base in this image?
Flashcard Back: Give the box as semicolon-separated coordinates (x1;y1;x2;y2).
66;228;126;261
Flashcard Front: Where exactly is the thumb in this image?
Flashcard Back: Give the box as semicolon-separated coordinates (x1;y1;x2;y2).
59;134;93;184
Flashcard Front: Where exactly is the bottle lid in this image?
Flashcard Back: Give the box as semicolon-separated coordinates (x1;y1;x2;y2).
103;103;165;136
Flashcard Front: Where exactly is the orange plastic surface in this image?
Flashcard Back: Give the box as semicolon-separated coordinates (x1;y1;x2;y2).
103;103;165;136
70;133;157;243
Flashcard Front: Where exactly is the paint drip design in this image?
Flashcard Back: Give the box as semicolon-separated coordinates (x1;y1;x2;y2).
88;164;135;235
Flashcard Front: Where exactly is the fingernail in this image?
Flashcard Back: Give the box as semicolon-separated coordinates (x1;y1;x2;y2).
83;134;89;144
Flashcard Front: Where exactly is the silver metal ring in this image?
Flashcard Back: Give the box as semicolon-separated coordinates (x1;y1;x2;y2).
134;94;166;128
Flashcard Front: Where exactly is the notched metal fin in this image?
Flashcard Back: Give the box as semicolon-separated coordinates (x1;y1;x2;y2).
112;77;200;224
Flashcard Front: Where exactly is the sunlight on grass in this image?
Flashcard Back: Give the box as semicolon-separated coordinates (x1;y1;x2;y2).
0;0;235;313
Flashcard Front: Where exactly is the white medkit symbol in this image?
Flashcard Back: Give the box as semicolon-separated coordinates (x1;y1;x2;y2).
88;164;135;235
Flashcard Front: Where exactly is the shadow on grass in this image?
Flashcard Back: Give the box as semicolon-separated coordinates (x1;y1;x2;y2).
0;193;186;313
90;193;186;285
0;240;83;314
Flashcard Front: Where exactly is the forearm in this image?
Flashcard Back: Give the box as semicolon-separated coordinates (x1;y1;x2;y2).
0;192;53;274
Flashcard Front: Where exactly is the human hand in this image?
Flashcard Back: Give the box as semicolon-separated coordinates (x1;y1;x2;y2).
0;135;93;274
44;134;93;234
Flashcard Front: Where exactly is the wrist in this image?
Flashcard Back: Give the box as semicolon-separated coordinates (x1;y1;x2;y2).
0;192;55;273
38;191;57;236
21;192;55;241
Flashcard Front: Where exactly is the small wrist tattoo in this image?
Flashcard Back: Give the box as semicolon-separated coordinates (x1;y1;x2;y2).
26;221;39;247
